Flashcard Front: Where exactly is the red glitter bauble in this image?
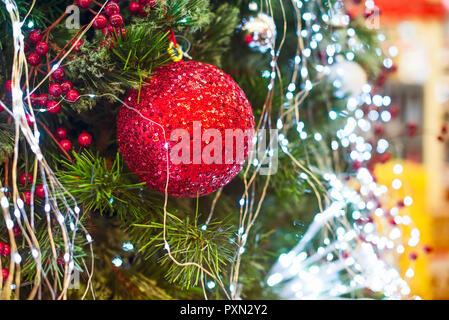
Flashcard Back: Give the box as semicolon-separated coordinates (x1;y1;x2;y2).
117;61;255;198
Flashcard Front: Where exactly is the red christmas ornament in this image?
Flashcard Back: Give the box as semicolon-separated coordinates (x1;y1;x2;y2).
27;52;41;66
51;67;66;82
36;185;46;199
78;132;92;147
66;89;80;103
93;15;108;29
60;139;72;151
49;83;63;97
46;100;61;114
55;127;68;140
35;41;49;55
29;30;43;43
117;61;255;198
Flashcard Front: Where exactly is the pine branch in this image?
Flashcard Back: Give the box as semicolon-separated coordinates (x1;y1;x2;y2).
131;209;235;290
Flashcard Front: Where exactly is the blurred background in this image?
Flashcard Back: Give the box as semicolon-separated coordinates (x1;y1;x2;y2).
352;0;449;299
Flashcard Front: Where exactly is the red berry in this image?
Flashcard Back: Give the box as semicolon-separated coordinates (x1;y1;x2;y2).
51;67;65;82
24;41;30;53
29;93;38;106
35;41;49;55
49;83;63;97
27;52;41;66
93;15;108;29
57;255;65;266
138;5;149;17
0;243;4;255
36;185;45;199
1;268;9;282
380;152;392;163
374;125;384;135
109;13;124;27
129;1;140;14
22;191;32;205
105;2;120;16
46;100;61;114
55;127;68;140
5;80;12;93
19;173;33;185
37;93;48;107
26;114;35;126
78;132;92;147
29;30;43;43
13;225;21;237
72;39;84;52
407;122;418;138
103;24;115;36
66;89;80;103
2;243;10;257
60;139;72;151
390;105;400;119
60;80;74;93
409;252;418;261
423;245;433;254
140;0;156;7
77;0;91;9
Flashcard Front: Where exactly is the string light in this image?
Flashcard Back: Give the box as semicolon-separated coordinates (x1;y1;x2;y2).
266;0;419;300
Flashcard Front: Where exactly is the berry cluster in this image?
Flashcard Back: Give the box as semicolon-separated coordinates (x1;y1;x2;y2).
54;127;92;152
128;0;156;17
0;242;11;283
24;29;80;116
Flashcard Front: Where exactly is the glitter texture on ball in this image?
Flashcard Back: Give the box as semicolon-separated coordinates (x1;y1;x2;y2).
117;60;255;198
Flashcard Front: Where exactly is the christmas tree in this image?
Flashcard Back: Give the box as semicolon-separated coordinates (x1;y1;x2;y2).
0;0;425;300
